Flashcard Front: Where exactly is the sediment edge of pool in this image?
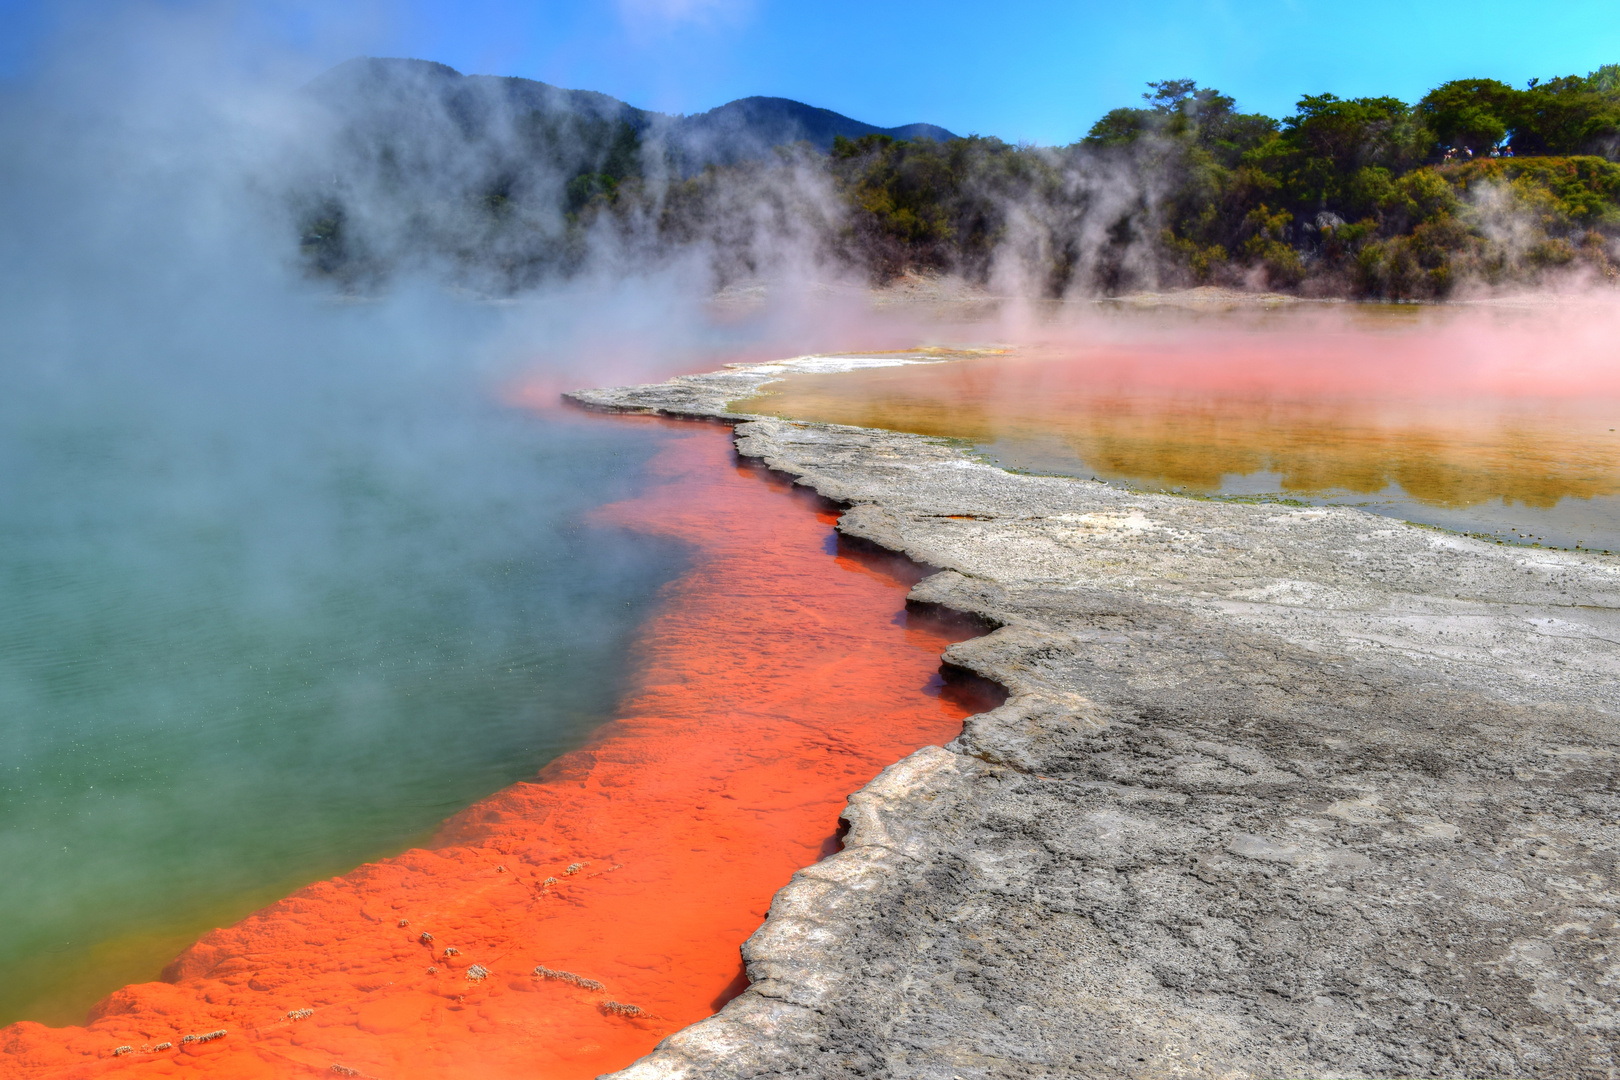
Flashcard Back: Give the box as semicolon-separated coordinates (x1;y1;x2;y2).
568;359;1620;1080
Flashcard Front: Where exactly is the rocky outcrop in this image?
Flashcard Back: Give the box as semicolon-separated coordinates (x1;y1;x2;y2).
571;364;1620;1080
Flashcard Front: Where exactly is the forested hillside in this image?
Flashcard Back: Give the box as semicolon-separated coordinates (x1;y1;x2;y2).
293;58;954;283
1076;72;1620;296
297;61;1620;298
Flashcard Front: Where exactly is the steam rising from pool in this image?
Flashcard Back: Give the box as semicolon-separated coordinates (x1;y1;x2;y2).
0;7;728;1026
0;3;964;1025
735;304;1620;552
0;245;723;1026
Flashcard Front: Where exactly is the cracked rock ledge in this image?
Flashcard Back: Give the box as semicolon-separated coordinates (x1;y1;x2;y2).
569;359;1619;1080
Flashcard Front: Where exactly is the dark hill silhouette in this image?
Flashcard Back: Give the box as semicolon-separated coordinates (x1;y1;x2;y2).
303;57;957;173
676;96;955;166
291;57;963;286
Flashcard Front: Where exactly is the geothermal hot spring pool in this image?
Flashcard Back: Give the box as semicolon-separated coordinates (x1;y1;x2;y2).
0;373;688;1029
3;299;1617;1077
734;306;1620;553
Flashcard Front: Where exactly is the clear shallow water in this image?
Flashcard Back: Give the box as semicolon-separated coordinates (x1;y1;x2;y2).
0;303;686;1026
734;309;1620;552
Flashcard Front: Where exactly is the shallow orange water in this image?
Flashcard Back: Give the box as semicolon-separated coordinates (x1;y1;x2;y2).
0;419;979;1079
736;312;1620;550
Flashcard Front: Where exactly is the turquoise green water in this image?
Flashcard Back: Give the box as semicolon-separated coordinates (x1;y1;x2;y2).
0;298;687;1025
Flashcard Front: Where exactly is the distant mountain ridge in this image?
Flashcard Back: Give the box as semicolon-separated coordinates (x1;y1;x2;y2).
675;96;958;165
304;57;958;172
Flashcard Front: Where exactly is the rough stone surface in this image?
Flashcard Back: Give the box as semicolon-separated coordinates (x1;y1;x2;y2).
570;364;1620;1080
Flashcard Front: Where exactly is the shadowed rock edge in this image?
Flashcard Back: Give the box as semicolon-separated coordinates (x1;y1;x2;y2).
568;361;1619;1080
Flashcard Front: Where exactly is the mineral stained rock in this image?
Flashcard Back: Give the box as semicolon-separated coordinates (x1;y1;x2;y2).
571;359;1619;1080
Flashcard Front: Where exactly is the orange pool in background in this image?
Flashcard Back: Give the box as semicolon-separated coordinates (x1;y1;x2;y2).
734;308;1620;550
0;419;982;1079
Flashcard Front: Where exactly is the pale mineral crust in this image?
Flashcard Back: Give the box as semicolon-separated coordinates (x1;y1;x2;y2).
569;364;1620;1080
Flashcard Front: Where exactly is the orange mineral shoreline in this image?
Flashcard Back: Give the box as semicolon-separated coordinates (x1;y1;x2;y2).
0;418;983;1079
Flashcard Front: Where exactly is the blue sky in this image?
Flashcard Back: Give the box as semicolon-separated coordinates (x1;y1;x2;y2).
6;0;1620;145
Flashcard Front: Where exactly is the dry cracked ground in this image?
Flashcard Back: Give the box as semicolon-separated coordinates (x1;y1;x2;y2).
570;358;1619;1080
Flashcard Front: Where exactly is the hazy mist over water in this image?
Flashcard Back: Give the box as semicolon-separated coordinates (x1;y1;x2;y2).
0;8;730;1025
0;1;969;1024
0;252;717;1023
736;306;1620;552
0;0;1019;1025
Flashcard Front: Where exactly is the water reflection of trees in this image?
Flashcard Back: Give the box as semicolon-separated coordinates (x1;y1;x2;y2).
1055;402;1618;509
744;383;1620;512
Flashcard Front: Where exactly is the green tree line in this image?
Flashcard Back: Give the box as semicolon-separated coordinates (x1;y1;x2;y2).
303;64;1620;298
1079;68;1620;296
804;64;1620;297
